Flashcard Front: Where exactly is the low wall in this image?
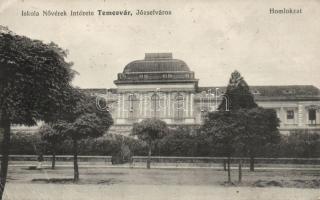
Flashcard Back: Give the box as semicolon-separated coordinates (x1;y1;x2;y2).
1;155;320;168
0;155;112;164
131;156;320;168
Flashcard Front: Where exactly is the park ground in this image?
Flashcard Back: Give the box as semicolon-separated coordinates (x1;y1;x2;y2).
2;163;320;200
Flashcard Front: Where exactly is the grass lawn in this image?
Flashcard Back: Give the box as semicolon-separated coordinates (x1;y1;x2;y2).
3;165;320;200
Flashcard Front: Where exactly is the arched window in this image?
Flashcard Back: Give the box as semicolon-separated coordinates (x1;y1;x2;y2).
151;94;161;118
174;94;184;121
128;94;139;120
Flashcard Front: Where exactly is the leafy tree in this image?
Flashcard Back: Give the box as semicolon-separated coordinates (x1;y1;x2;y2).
7;131;41;155
201;111;243;182
219;70;257;111
39;124;65;169
219;70;280;171
237;108;280;171
131;119;168;169
53;93;113;181
159;126;200;157
0;26;74;199
278;130;320;158
126;136;147;158
202;70;280;183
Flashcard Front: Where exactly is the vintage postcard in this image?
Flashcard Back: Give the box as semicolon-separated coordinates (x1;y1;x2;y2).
0;0;319;199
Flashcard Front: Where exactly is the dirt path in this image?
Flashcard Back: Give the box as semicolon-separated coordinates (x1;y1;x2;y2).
3;183;320;200
3;166;320;199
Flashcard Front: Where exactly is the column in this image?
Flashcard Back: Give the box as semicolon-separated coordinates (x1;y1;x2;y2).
144;93;147;117
122;93;125;118
168;93;171;117
280;107;284;126
190;93;194;117
163;92;167;117
117;94;121;118
298;103;304;126
185;92;189;117
139;93;143;116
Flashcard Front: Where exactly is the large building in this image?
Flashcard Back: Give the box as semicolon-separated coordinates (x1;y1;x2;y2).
13;53;320;135
90;53;320;135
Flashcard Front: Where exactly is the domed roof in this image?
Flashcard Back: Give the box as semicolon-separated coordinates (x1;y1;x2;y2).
114;53;198;86
123;53;190;73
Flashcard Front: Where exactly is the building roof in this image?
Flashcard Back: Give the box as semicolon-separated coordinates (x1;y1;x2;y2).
197;85;320;101
250;85;320;97
81;85;320;101
115;53;198;85
123;53;190;73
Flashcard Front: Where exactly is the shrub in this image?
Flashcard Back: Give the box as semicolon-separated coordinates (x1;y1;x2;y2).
6;129;320;159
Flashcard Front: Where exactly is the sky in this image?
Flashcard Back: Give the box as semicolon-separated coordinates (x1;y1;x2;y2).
0;0;319;89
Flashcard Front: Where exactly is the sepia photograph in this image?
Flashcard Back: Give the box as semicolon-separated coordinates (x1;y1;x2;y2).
0;0;319;199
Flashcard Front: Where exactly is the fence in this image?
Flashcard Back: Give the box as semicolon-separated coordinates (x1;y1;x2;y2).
1;155;320;168
131;156;320;168
0;155;112;165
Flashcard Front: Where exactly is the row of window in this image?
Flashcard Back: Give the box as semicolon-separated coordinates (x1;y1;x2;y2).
198;109;318;123
126;93;185;101
118;94;318;123
119;73;194;80
138;73;192;79
286;109;316;121
126;93;185;119
250;89;299;95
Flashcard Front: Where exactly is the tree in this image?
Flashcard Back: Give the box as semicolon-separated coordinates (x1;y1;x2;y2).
201;111;244;183
53;93;113;182
219;70;257;111
202;70;280;183
277;130;320;158
159;126;200;157
39;124;65;169
0;26;74;199
219;70;280;171
131;119;168;169
126;136;147;159
238;108;280;171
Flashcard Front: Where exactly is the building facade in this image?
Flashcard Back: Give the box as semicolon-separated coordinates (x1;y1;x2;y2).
91;53;320;135
12;53;320;135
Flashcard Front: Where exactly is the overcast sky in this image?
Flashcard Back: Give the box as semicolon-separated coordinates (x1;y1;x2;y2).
0;0;319;89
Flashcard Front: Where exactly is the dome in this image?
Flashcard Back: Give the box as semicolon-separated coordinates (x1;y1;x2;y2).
123;53;190;73
114;53;198;85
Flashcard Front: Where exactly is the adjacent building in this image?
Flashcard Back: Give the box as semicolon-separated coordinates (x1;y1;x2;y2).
91;53;320;135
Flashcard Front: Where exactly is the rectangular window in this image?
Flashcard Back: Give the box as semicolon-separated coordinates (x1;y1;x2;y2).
286;110;294;120
309;109;316;121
